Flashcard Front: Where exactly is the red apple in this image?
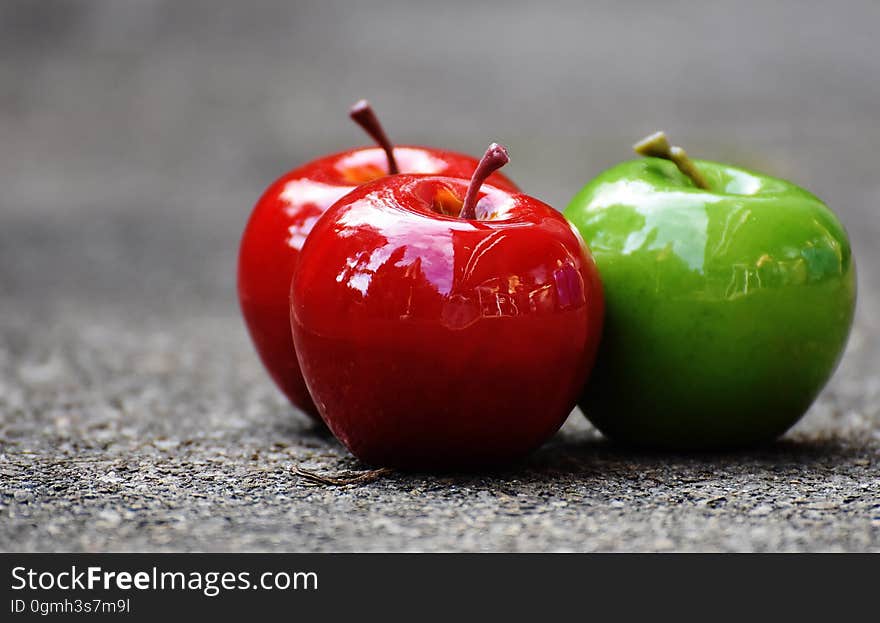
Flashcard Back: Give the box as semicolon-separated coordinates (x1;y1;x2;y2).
238;102;518;417
290;144;604;468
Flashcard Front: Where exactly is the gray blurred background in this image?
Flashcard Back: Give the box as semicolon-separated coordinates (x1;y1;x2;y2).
2;1;879;551
3;0;879;316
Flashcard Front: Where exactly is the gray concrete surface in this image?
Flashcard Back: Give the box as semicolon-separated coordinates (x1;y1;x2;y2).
1;1;879;551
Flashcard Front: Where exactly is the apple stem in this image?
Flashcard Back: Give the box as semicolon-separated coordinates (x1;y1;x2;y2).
634;131;710;190
349;99;399;174
459;143;510;220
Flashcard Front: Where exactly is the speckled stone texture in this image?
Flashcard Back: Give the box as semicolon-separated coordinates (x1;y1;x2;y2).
2;1;879;551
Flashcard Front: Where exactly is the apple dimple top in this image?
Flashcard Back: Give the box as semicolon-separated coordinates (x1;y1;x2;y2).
266;146;520;251
282;145;520;189
292;173;598;331
568;157;852;291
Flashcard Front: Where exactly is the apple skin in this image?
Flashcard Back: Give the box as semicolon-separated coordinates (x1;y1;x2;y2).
564;157;856;448
290;174;604;468
238;146;518;418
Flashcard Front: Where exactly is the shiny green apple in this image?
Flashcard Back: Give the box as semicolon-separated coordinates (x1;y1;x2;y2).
564;133;856;448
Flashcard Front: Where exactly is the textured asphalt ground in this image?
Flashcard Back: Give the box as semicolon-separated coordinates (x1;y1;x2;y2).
1;1;879;551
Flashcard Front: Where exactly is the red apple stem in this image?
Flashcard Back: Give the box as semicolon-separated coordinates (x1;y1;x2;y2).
459;143;510;220
634;131;710;190
349;99;399;174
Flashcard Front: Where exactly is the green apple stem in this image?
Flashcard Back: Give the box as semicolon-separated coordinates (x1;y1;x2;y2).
634;131;710;190
349;99;399;174
459;143;510;220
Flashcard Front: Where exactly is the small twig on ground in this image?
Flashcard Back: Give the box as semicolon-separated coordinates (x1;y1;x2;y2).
292;465;393;487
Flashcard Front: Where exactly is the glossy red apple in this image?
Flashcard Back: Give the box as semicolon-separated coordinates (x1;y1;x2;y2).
238;102;518;417
291;144;604;468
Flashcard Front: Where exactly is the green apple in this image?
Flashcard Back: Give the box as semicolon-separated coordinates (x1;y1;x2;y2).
564;132;856;448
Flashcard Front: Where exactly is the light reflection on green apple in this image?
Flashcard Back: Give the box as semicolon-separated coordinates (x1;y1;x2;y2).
565;152;856;448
